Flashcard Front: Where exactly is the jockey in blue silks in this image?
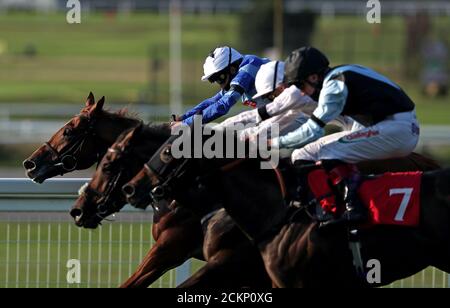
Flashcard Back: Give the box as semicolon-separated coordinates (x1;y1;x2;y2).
175;46;270;125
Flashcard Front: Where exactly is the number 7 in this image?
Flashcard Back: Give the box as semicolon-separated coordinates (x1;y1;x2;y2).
389;188;413;221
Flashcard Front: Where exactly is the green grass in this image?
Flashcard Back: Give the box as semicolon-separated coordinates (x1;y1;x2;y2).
0;221;205;288
0;220;446;288
0;12;237;103
0;12;237;59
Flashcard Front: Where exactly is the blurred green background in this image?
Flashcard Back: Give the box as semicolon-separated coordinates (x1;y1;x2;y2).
0;0;449;289
1;7;449;167
0;12;448;107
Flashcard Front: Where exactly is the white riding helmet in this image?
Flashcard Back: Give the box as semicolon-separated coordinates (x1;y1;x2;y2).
252;61;285;99
201;46;243;82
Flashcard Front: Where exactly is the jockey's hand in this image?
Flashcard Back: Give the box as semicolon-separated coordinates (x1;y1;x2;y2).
170;121;182;129
170;114;182;122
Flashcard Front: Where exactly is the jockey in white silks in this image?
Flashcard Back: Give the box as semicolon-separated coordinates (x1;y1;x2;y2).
269;46;420;226
217;60;353;156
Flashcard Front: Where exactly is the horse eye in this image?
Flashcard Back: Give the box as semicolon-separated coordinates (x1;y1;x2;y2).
163;148;171;156
63;128;73;137
103;163;113;172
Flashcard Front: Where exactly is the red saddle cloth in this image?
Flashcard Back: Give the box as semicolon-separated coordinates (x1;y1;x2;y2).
307;170;423;227
358;172;422;227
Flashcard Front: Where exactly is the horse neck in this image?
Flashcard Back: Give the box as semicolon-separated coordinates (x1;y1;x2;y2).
95;112;142;146
137;124;171;155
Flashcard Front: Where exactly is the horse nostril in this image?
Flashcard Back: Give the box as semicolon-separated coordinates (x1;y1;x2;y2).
122;184;136;198
23;160;36;171
61;156;77;171
70;208;83;220
151;186;165;199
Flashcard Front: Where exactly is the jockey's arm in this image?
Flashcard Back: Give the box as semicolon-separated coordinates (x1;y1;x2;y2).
239;111;310;141
329;115;356;131
183;86;244;125
217;86;314;130
261;85;316;121
183;67;256;125
180;91;223;123
271;78;348;149
217;107;258;129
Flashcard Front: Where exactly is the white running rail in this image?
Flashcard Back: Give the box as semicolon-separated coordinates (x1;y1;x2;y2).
0;178;192;288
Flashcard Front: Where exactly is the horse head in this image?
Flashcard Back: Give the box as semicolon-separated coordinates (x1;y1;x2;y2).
124;125;287;239
70;123;170;228
23;92;107;183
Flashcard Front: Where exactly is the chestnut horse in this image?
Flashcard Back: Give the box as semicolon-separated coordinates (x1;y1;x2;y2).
24;95;260;288
23;92;141;183
128;132;450;287
23;94;200;287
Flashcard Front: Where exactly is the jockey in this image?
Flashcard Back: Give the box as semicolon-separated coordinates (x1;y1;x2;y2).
218;60;352;151
174;46;270;126
218;60;315;138
270;46;420;225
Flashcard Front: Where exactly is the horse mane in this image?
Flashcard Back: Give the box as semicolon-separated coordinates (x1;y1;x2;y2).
116;108;140;120
141;122;171;141
94;107;171;142
109;109;171;139
407;152;441;171
105;108;141;122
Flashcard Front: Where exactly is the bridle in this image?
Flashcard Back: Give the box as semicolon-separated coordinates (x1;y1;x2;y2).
144;138;246;206
82;147;127;220
142;131;287;211
143;144;192;206
43;115;101;173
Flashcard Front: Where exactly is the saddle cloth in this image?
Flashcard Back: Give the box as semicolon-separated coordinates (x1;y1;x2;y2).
307;170;422;227
359;171;422;227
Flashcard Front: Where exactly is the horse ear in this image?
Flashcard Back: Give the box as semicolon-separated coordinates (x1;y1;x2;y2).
132;123;144;139
119;124;143;150
94;96;105;113
126;123;143;145
86;92;95;107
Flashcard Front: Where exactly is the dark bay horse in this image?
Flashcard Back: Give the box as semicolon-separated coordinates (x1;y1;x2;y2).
24;97;443;287
126;134;449;287
71;125;272;288
22;96;265;288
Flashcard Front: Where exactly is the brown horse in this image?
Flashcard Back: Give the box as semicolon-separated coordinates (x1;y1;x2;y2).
23;96;265;288
125;134;448;287
23;94;197;287
23;92;140;183
24;97;443;287
71;125;272;288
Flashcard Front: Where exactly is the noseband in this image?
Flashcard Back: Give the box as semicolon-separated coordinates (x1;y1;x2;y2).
145;141;245;205
145;144;287;206
82;147;126;219
44;116;98;173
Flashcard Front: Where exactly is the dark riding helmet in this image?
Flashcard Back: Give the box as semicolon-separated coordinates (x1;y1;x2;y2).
283;47;330;85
